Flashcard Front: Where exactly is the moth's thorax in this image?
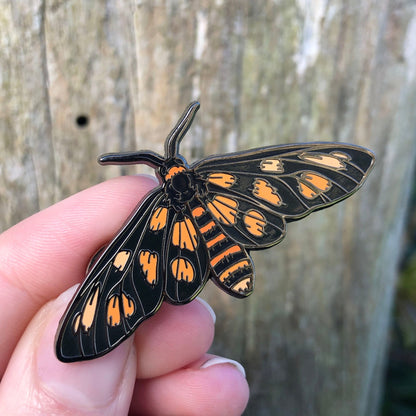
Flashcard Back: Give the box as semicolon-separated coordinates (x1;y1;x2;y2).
159;157;187;179
162;162;206;208
170;170;191;193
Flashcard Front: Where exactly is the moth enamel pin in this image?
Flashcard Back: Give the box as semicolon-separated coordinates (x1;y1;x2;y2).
56;101;375;362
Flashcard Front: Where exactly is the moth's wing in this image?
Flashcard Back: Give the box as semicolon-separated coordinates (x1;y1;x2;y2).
55;188;171;362
197;191;286;250
164;204;210;304
194;143;375;249
189;197;256;298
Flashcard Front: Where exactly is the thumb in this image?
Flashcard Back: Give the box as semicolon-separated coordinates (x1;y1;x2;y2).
0;286;137;415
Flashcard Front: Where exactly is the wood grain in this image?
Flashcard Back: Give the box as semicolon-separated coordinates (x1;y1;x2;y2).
1;1;416;414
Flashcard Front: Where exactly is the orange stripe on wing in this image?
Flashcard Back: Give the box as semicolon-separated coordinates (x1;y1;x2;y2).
139;250;158;285
172;217;198;251
218;259;250;282
199;220;216;234
207;173;236;188
150;206;168;231
231;277;253;294
207;196;238;225
210;245;241;267
107;295;121;327
206;233;226;248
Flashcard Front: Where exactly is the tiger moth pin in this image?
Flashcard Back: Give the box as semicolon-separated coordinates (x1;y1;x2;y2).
56;101;375;362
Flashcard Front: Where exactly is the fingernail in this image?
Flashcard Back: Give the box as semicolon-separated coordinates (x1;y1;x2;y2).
36;285;134;409
195;297;216;324
201;356;246;378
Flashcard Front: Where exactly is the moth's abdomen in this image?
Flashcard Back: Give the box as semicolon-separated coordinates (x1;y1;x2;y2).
190;201;253;298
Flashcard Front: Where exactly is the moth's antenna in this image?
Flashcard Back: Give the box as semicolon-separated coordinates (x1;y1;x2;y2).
97;102;200;168
165;101;200;159
98;150;165;168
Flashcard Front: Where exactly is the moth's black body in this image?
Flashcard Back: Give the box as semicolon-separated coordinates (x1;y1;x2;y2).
55;102;375;362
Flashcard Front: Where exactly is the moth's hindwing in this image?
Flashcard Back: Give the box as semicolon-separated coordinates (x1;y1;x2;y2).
189;198;254;298
194;143;375;249
202;190;286;250
55;189;167;362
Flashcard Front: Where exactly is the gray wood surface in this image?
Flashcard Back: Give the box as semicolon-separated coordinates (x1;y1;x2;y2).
1;1;416;415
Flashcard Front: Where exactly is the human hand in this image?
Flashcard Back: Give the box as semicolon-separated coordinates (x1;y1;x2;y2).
0;175;249;415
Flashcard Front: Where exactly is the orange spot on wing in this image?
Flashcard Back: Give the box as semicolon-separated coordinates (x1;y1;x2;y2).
150;207;168;231
165;166;186;180
200;220;216;234
298;182;318;199
207;196;238;225
171;257;195;282
139;250;158;285
218;259;250;282
210;245;241;267
303;172;331;191
207;173;236;188
260;158;284;173
172;217;198;251
330;151;350;160
113;250;131;272
80;285;100;332
298;172;332;199
243;210;267;237
122;293;135;317
300;153;345;169
107;295;121;326
252;179;282;206
206;233;226;248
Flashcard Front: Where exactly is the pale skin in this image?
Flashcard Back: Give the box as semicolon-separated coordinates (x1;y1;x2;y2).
0;175;249;415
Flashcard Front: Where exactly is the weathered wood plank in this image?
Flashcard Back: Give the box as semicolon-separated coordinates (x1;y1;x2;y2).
0;1;54;227
1;1;416;415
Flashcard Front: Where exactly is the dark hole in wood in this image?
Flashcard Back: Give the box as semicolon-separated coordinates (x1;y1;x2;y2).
76;115;89;128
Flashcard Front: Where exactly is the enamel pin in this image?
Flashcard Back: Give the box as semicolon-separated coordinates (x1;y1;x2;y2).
56;101;375;362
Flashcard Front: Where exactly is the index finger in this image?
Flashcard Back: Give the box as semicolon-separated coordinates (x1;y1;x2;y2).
0;175;158;376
